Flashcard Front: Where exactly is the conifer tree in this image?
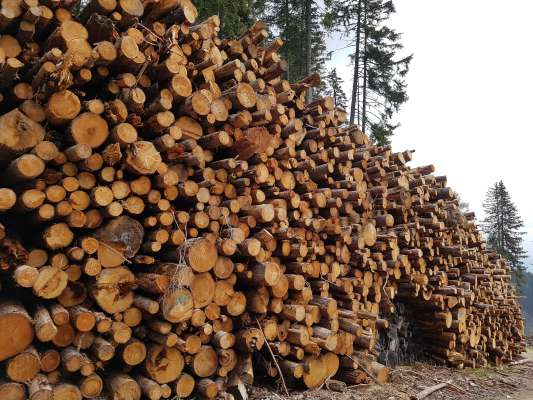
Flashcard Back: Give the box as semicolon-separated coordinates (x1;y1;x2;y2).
324;68;348;109
323;0;411;143
482;181;527;283
195;0;255;37
255;0;328;88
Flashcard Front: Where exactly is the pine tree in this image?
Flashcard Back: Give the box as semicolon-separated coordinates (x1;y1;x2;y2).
324;68;348;109
323;0;411;144
482;181;527;283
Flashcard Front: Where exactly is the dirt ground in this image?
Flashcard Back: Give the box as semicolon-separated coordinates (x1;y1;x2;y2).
248;348;533;400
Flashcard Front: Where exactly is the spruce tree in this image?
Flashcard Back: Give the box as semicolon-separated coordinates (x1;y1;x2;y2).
482;181;527;282
323;0;411;144
255;0;328;87
324;68;348;109
195;0;255;37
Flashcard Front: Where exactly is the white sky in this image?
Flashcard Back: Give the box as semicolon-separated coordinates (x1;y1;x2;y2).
326;0;533;270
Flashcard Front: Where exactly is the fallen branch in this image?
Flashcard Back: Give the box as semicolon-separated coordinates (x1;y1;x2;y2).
411;381;450;400
393;368;467;395
255;318;289;396
510;358;533;366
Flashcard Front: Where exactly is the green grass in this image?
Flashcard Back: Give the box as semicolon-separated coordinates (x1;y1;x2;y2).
470;368;501;379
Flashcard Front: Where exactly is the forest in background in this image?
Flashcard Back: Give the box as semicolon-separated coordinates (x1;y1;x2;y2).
521;272;533;334
196;0;412;145
197;1;533;336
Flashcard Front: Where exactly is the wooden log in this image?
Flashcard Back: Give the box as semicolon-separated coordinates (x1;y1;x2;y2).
0;109;45;163
6;346;40;382
145;344;184;384
192;345;218;378
91;267;135;313
0;7;523;399
34;306;58;342
46;90;81;126
27;375;52;400
108;374;140;400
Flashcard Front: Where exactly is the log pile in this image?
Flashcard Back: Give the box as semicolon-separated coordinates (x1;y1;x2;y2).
0;0;525;398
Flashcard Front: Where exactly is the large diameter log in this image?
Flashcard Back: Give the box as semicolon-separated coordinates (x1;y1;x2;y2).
91;267;135;313
45;90;81;126
79;373;103;398
3;154;45;183
94;215;144;259
122;338;147;366
174;373;195;398
231;127;273;160
6;346;40;382
33;265;69;299
42;223;74;250
243;262;282;287
145;344;184;384
0;381;25;400
108;374;140;400
144;0;198;23
196;378;218;398
192;345;218;377
223;83;257;110
0;109;45;163
185;238;218;272
13;264;39;288
302;356;328;389
135;375;161;400
52;383;82;400
191;272;215;308
161;288;194;323
68;112;109;148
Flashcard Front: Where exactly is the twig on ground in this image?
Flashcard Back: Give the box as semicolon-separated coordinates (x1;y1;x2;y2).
510;358;533;366
255;318;289;396
411;380;451;400
392;367;468;395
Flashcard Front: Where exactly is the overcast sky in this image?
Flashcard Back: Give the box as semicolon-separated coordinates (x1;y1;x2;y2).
326;0;533;271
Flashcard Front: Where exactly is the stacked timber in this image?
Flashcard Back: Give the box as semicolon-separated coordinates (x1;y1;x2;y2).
0;0;525;398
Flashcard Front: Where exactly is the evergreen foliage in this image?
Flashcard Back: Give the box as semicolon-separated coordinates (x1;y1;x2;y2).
324;68;348;109
482;181;527;283
323;0;411;144
196;0;256;37
255;0;328;87
193;1;411;133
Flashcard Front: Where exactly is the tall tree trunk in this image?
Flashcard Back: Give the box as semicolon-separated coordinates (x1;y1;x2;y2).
361;1;369;132
283;0;290;81
349;0;363;125
304;0;312;103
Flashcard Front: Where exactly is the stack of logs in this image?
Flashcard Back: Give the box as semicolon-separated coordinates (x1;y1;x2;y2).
0;0;525;398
